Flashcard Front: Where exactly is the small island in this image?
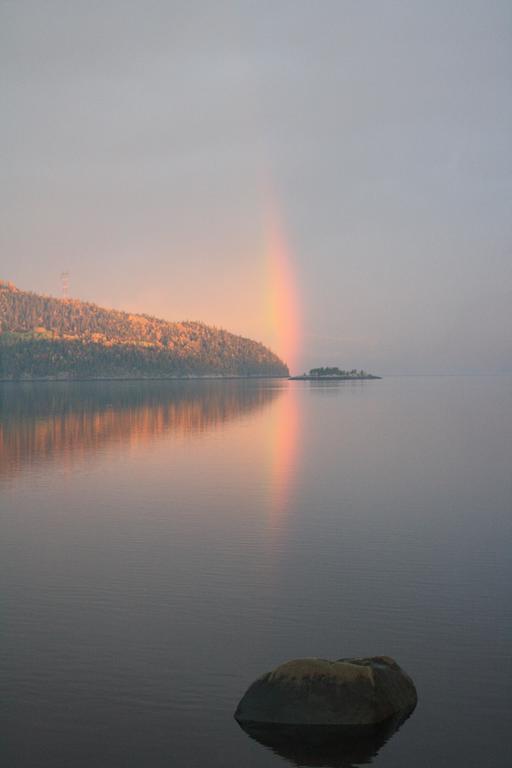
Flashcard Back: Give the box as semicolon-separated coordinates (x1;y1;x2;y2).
290;366;381;381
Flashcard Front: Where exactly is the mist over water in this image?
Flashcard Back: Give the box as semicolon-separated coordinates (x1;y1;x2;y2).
1;377;511;767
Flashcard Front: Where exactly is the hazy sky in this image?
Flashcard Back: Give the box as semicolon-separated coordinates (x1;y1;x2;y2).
1;0;511;373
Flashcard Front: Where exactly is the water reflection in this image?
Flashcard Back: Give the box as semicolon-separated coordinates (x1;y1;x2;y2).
267;384;301;534
0;380;281;479
238;713;412;767
2;376;511;767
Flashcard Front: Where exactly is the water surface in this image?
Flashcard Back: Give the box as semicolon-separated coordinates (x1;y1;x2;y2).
1;377;511;767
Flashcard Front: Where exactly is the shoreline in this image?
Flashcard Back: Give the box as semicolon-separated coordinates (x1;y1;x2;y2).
0;374;289;383
289;375;381;381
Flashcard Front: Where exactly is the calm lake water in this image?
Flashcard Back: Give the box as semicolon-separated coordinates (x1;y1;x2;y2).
1;377;511;767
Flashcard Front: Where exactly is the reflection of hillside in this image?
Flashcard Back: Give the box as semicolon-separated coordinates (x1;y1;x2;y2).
0;380;280;479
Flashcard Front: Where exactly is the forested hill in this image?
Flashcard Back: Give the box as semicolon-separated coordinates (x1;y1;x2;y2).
0;281;288;379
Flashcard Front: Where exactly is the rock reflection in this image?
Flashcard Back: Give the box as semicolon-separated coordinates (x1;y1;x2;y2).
0;380;281;478
237;713;413;767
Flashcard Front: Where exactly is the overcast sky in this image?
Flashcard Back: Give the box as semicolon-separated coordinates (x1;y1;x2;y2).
1;0;511;373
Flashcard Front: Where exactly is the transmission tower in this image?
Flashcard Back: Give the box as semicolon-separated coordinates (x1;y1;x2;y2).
61;271;70;298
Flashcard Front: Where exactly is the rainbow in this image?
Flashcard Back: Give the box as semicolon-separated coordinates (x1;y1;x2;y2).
264;208;301;375
262;204;302;534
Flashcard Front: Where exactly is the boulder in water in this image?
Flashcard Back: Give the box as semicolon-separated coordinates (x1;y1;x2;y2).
234;656;417;726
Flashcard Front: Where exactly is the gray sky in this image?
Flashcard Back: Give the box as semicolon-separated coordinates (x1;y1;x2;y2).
1;0;511;373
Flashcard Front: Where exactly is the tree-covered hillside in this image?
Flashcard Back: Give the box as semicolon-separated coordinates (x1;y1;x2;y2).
0;281;288;379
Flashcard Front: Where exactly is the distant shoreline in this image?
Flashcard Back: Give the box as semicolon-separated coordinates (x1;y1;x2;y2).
0;374;288;383
289;375;382;381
